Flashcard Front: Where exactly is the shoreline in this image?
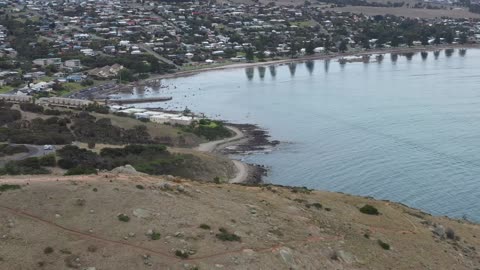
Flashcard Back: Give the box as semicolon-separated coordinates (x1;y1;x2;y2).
195;125;275;184
68;44;480;100
83;43;480;99
140;43;480;82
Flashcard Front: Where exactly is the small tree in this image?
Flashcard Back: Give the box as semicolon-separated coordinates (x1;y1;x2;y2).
339;40;348;53
245;48;254;62
459;33;468;44
87;141;96;149
421;35;429;46
305;42;315;55
445;31;454;44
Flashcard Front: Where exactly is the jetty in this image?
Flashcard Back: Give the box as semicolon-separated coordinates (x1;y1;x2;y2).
103;96;173;105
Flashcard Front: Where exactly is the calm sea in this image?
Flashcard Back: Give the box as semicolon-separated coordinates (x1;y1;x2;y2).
123;49;480;221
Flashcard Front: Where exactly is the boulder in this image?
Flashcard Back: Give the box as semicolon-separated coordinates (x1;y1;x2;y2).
111;165;142;175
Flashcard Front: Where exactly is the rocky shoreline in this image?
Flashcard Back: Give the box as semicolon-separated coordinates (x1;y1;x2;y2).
219;123;279;184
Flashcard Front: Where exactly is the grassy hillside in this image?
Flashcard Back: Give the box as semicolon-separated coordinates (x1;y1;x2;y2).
0;174;478;269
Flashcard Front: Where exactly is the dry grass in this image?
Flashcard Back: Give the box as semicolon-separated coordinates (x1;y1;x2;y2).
0;174;478;269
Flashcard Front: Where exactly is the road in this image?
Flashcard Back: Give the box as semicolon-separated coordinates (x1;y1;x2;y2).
0;144;53;166
136;43;180;69
195;126;249;183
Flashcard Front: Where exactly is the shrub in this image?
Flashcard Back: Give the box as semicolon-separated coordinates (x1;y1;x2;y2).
87;245;97;252
175;250;189;259
216;228;241;242
377;240;390;250
181;119;232;141
0;108;21;126
290;186;312;194
71;116;152;145
117;214;130;222
306;202;322;209
43;247;54;254
65;166;97;176
136;184;144;190
84;103;109;114
0;184;21;192
20;103;43;113
2;158;50;175
44;109;62;116
150;231;161;240
199;224;211;230
39;154;56;167
0;144;29;156
57;159;75;169
330;250;339;260
81;79;94;86
57;146;99;169
359;204;380;215
87;141;96;149
446;228;455;240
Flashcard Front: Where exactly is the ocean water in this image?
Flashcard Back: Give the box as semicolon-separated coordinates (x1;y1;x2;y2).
124;49;480;221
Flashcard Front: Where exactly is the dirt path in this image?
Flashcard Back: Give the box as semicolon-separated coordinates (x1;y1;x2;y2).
0;203;344;263
195;126;249;183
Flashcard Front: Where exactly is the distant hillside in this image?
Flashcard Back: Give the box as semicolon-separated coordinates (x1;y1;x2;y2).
0;174;479;269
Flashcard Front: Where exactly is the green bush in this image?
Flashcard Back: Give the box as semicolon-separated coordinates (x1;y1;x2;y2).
71;115;152;145
65;166;97;176
0;108;21;126
0;184;21;192
181;119;232;141
1;158;50;175
0;144;29;156
39;154;56;167
446;228;456;240
199;224;211;230
6;117;73;145
19;103;43;113
44;109;62;116
84;103;109;114
359;204;380;215
306;202;322;209
81;79;94;86
175;250;189;259
378;240;390;250
216;228;241;242
150;231;161;240
57;159;76;169
117;214;130;222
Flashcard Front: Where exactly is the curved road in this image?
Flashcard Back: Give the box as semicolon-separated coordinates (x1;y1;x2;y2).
0;144;52;166
195;126;249;183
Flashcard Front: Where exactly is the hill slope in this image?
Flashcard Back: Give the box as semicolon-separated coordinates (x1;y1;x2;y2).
0;174;479;269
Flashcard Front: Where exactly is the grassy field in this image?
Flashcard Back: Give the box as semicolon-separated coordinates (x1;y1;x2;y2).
0;85;14;94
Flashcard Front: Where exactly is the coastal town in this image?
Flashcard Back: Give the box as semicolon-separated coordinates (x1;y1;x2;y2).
0;0;480;100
